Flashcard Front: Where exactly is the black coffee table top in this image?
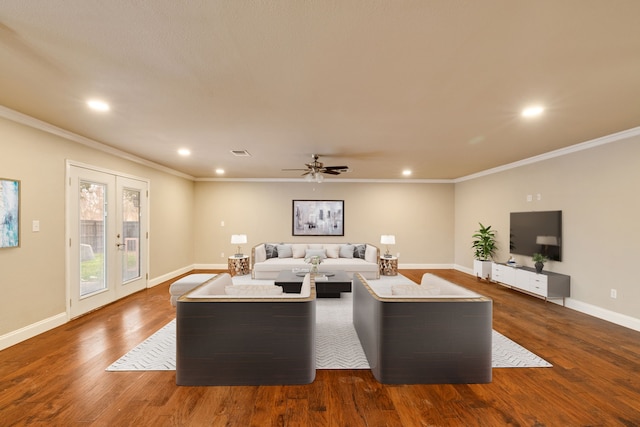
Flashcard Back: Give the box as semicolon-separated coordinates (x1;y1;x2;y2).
275;270;350;284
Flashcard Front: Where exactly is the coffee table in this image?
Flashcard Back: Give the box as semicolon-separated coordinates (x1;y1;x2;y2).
275;270;352;298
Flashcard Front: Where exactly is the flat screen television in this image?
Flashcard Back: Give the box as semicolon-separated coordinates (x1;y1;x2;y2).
510;210;562;261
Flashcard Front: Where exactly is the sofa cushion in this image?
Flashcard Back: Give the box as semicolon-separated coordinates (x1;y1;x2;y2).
292;244;308;258
339;244;355;258
305;248;327;259
225;285;284;296
308;244;324;250
354;244;366;259
254;244;267;263
265;244;278;259
276;244;293;258
391;284;441;296
324;244;340;259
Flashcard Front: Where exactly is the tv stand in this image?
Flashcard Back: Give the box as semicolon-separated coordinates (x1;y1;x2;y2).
491;263;570;305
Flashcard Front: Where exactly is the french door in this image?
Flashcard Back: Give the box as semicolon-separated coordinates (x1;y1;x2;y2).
67;164;148;318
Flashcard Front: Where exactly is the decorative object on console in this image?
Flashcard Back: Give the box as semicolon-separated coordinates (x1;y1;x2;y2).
380;235;395;258
532;253;548;273
292;200;344;236
231;234;247;257
472;223;497;280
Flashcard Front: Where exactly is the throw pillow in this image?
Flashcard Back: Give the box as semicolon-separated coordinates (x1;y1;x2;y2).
276;244;293;258
353;244;366;259
292;244;308;258
308;244;323;250
265;244;278;259
339;244;355;258
305;248;327;259
324;244;340;259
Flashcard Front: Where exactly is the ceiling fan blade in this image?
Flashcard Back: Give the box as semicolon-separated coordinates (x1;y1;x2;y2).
323;165;349;170
282;168;309;171
322;170;341;175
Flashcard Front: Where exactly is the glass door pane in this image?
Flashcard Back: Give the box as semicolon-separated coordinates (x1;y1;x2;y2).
122;188;141;282
79;181;107;297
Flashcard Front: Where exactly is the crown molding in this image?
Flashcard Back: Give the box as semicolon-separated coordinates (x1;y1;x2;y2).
0;105;195;181
455;126;640;183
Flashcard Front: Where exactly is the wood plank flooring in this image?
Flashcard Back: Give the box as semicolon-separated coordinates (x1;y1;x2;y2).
1;269;639;426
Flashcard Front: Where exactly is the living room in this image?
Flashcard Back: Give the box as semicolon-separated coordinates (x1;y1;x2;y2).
2;111;639;349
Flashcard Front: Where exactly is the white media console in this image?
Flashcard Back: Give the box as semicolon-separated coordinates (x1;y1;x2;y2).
491;263;570;305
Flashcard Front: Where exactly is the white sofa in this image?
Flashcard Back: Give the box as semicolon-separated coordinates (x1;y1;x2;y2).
251;242;380;280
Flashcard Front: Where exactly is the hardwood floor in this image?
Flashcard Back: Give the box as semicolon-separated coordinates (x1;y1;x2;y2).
1;269;639;426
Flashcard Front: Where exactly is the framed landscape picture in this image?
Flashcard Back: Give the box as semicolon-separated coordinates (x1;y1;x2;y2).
292;200;344;236
1;178;20;248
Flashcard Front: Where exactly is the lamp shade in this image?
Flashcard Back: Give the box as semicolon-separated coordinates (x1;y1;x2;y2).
231;234;247;244
380;235;396;245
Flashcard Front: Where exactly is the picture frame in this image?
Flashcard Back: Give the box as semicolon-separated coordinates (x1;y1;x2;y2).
292;200;344;236
0;178;20;248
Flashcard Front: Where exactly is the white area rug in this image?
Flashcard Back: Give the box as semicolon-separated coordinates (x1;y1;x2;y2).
107;275;552;371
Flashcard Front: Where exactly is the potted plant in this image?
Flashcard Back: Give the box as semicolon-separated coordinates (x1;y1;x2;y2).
532;253;548;274
472;223;497;280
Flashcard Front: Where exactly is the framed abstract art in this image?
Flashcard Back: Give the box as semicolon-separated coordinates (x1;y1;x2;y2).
292;200;344;236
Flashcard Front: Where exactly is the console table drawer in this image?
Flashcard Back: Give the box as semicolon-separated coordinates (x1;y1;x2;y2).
529;276;548;296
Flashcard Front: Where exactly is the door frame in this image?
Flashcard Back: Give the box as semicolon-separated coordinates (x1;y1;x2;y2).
65;160;150;319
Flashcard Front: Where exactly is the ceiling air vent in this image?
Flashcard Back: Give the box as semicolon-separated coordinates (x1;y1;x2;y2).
230;150;251;157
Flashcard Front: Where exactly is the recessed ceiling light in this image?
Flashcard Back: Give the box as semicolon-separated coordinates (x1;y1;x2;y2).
402;170;412;176
178;148;191;156
215;168;225;175
521;105;544;117
87;99;110;112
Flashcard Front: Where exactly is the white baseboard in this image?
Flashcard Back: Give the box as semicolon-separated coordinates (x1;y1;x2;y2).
0;312;68;351
193;263;227;270
148;265;196;287
453;264;640;332
399;263;455;269
565;299;640;332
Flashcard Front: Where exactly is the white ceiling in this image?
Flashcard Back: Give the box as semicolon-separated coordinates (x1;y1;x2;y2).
1;1;639;180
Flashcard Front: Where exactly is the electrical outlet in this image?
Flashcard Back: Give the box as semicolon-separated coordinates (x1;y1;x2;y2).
610;289;617;299
221;252;225;258
220;220;225;227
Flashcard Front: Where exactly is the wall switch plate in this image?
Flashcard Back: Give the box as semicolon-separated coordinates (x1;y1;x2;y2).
610;289;617;299
221;252;225;258
220;220;225;227
32;220;40;232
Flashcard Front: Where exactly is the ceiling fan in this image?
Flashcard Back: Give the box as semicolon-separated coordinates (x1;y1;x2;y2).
282;154;350;182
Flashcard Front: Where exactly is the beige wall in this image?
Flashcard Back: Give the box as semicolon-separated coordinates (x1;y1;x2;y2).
455;134;640;320
193;181;455;265
0;116;195;336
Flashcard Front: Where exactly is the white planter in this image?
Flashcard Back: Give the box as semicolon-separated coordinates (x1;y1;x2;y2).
473;260;492;280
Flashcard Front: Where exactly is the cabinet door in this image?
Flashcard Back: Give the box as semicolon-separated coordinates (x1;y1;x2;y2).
515;269;532;293
529;274;548;296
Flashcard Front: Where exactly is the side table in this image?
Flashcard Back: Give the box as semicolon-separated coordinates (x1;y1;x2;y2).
379;256;398;276
228;255;250;276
